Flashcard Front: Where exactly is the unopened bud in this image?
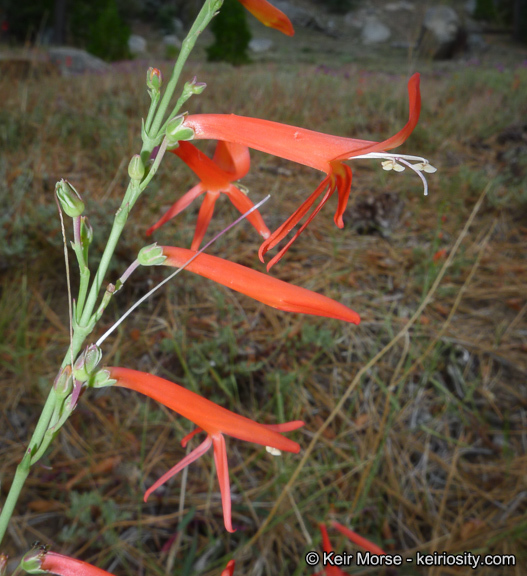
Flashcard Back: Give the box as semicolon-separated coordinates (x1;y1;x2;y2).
0;554;8;576
138;243;166;266
146;67;163;91
80;216;93;247
73;344;102;382
56;180;84;218
166;114;194;147
183;76;206;96
53;365;74;398
128;154;145;181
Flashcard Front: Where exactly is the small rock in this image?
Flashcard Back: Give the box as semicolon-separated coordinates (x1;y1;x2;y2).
361;16;391;45
128;34;147;55
385;1;415;12
163;34;181;48
249;38;274;53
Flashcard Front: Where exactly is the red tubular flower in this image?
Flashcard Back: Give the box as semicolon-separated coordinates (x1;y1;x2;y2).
331;521;387;556
183;74;435;269
147;140;270;250
107;367;304;533
36;550;235;576
160;246;360;324
221;560;235;576
40;552;115;576
237;0;294;36
319;524;346;576
317;521;387;574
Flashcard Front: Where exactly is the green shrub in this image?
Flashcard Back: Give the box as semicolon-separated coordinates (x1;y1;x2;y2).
84;0;130;61
206;0;251;66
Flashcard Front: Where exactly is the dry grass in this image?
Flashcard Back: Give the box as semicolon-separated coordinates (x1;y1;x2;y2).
1;52;526;576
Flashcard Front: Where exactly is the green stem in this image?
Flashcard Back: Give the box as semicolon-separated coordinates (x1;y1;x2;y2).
76;265;90;320
78;182;134;329
0;449;31;545
0;388;56;546
0;0;223;551
148;0;222;141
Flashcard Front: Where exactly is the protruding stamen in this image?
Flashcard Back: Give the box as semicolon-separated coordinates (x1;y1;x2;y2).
266;446;282;456
397;158;429;196
350;151;435;196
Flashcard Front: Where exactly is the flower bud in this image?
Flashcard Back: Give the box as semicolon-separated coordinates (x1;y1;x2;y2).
0;554;8;576
146;67;163;91
166;114;194;147
138;243;166;266
80;216;93;247
73;344;102;382
183;76;206;96
53;365;74;398
128;154;145;181
56;180;84;218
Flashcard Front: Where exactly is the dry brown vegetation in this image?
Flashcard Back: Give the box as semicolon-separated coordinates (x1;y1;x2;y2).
1;40;527;576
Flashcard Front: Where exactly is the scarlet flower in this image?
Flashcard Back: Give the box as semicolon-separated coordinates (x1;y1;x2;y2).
147;141;270;250
160;246;360;324
182;74;435;269
318;522;386;575
39;551;115;576
221;560;235;576
237;0;294;36
330;521;386;556
34;550;235;576
106;367;304;533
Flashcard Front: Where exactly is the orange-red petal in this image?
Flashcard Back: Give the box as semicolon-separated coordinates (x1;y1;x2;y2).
331;521;387;556
221;560;236;576
40;553;114;576
108;367;303;452
161;246;360;324
213;140;250;179
212;434;234;532
237;0;294;36
183;74;420;173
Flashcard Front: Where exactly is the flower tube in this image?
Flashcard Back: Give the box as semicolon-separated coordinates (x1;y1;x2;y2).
160;246;360;324
105;367;304;532
181;74;435;269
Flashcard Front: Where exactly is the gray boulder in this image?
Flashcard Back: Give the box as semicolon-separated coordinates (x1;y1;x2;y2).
361;16;391;45
418;6;466;59
128;34;147;55
249;38;274;53
48;47;110;76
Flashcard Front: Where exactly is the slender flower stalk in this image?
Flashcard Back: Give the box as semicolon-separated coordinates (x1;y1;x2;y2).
105;367;304;532
159;246;361;324
182;74;435;269
147;141;270;249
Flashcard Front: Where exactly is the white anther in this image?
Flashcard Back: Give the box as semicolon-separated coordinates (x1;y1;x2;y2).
414;162;437;173
266;446;282;456
382;159;405;172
